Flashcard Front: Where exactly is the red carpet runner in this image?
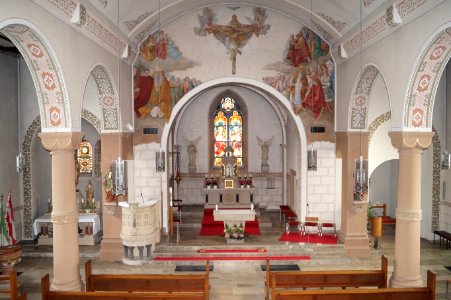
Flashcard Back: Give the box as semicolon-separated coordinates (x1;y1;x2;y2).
278;233;337;244
200;208;261;236
197;248;267;253
154;255;311;261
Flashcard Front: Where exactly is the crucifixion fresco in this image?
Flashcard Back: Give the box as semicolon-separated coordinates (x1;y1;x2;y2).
194;7;271;74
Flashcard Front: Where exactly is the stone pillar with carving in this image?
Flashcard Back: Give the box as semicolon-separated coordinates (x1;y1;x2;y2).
336;131;370;257
39;132;84;291
388;131;434;288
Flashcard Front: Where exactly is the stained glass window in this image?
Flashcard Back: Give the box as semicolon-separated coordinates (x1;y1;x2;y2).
213;97;243;167
78;141;93;173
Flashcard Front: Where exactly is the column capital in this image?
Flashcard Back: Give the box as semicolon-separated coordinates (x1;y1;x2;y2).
39;132;84;152
388;131;435;150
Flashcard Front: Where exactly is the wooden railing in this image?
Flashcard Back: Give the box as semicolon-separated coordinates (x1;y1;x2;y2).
266;255;388;299
0;271;27;300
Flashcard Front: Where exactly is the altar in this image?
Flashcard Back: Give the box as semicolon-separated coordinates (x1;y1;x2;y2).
203;187;255;207
33;213;101;245
213;208;256;229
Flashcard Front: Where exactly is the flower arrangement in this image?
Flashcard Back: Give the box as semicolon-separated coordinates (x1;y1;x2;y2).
224;223;246;240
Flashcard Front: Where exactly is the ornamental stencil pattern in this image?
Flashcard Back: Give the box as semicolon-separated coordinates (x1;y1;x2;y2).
3;25;70;129
405;30;451;128
431;127;440;231
124;12;153;32
317;12;347;33
22;116;41;239
364;0;376;8
312;21;334;42
91;66;119;131
81;109;101;134
343;0;431;55
367;112;391;145
350;65;379;129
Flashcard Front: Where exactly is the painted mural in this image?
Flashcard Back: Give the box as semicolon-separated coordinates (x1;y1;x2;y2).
263;26;334;122
133;5;334;138
194;7;271;74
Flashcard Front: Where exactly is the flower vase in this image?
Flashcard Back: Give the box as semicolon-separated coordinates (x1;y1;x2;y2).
226;238;244;244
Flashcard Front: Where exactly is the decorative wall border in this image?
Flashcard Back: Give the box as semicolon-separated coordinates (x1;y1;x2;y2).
2;23;70;129
367;111;391;144
350;65;380;129
90;65;120;131
404;28;451;128
431;126;440;231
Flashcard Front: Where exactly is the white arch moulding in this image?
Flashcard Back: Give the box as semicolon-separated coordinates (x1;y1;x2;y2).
160;76;308;232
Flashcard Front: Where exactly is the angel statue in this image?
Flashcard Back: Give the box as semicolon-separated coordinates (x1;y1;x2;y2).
257;136;273;173
183;136;201;173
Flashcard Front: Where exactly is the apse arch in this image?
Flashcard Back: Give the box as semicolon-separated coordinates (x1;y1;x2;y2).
160;76;308;230
84;63;121;132
0;18;71;131
349;63;391;130
403;23;451;129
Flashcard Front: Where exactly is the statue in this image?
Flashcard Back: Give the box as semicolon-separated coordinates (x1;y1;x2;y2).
104;168;115;202
75;160;80;185
183;136;201;173
257;136;273;173
85;180;94;203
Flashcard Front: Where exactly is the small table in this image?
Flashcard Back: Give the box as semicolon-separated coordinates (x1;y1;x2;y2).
213;209;256;229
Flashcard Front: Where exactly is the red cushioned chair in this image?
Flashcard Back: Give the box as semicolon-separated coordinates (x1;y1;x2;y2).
301;216;320;235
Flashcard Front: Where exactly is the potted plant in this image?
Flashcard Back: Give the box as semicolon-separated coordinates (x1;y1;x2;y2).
224;223;246;243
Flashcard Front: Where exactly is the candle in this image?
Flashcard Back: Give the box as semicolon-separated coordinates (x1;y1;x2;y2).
48;199;51;203
81;198;84;203
215;204;218;211
251;203;254;211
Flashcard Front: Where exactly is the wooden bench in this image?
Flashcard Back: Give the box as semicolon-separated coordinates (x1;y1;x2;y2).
433;230;451;249
41;274;206;299
0;271;27;300
85;259;209;298
273;270;436;300
265;255;388;300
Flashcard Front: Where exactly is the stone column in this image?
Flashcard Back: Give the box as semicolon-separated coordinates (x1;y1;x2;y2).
388;131;434;288
336;131;370;257
39;132;84;291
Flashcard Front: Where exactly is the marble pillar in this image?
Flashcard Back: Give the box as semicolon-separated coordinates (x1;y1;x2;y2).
39;132;84;291
388;131;434;288
336;131;370;257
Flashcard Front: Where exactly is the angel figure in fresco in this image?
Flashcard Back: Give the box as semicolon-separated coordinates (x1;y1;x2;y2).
194;7;270;74
301;70;330;119
139;30;182;63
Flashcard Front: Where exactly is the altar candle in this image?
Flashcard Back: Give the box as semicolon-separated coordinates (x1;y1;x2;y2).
251;203;254;211
215;204;218;211
169;187;173;201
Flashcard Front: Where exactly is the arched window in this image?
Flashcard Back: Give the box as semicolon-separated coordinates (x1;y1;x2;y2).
78;141;93;173
210;91;247;171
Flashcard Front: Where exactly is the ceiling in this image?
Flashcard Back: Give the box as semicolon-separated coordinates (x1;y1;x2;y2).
86;0;388;45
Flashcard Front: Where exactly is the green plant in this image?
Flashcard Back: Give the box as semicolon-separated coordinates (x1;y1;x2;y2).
367;204;378;231
224;223;246;240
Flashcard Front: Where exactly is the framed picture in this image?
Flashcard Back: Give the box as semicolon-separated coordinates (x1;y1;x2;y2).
224;179;234;189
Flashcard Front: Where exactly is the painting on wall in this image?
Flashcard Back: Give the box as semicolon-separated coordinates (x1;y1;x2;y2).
263;26;335;131
194;7;271;74
134;30;201;122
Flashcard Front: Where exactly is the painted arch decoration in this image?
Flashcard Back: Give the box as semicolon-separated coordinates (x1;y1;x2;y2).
404;27;451;129
90;65;120;131
350;65;380;129
2;23;70;129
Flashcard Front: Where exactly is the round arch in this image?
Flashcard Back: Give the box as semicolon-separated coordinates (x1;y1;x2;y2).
404;23;451;129
349;63;391;130
160;76;308;230
84;63;121;132
0;18;71;131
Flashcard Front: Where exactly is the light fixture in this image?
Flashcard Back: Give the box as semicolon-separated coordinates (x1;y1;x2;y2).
353;0;369;201
442;150;451;169
156;149;165;172
16;153;24;173
307;0;317;171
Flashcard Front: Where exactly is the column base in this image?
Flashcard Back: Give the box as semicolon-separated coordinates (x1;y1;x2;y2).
343;233;371;258
51;276;83;291
100;238;123;261
389;273;423;288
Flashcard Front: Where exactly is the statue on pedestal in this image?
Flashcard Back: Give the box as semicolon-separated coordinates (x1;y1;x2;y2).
257;136;273;173
183;136;201;173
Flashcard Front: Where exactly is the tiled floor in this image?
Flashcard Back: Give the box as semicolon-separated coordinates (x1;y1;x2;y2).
14;205;451;299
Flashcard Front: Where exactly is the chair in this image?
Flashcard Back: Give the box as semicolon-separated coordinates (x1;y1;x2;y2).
285;220;302;234
301;216;320;235
172;199;183;223
319;222;336;236
0;271;27;300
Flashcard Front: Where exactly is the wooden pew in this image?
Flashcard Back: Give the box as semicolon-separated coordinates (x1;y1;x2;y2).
41;274;207;300
0;271;27;300
273;270;436;300
85;259;209;298
266;255;388;299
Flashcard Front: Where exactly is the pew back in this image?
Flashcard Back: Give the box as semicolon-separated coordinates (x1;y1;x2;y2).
273;270;436;300
266;255;387;299
41;274;207;300
0;271;26;300
85;259;209;298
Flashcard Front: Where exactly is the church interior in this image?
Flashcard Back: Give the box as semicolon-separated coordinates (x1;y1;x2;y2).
0;0;450;299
